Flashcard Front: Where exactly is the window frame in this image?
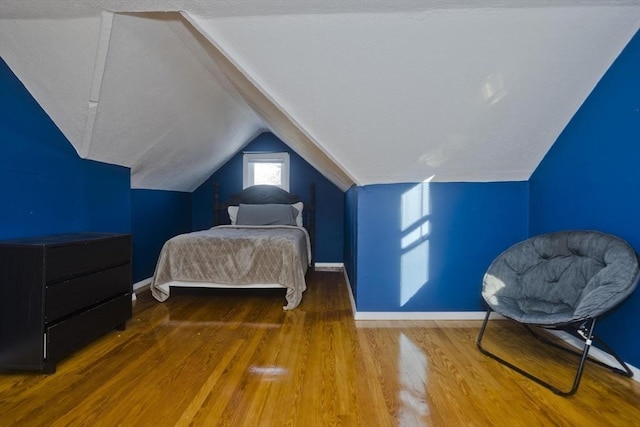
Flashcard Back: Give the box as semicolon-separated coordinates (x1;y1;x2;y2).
242;152;290;191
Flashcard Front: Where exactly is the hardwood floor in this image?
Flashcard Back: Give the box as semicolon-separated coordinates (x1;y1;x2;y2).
1;270;639;426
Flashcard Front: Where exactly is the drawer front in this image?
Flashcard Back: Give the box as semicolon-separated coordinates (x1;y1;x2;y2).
0;246;46;371
45;263;131;323
46;235;131;282
46;293;132;364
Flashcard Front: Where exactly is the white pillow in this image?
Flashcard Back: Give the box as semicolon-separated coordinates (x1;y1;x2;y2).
228;205;239;225
228;202;303;226
292;202;304;227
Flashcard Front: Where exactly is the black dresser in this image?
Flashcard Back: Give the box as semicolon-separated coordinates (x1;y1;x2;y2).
0;233;132;373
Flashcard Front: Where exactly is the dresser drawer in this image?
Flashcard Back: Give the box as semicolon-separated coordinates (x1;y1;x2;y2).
46;293;132;364
45;263;131;323
46;235;131;283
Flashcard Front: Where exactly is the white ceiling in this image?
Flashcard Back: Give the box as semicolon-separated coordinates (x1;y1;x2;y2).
1;1;638;191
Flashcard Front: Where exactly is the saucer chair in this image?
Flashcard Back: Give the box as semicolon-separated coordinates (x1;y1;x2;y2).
476;230;640;396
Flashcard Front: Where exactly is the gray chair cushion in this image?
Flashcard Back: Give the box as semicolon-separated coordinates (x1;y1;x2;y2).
482;231;640;325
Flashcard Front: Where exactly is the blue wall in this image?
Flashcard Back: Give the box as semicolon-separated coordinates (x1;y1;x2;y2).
131;189;192;282
192;132;345;263
352;182;529;311
530;31;640;366
0;57;131;240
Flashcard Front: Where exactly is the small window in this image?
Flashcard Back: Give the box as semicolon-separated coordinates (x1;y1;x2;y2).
243;152;290;191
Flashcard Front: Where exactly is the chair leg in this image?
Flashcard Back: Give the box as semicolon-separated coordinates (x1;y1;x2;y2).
524;322;634;378
476;310;595;396
589;334;634;377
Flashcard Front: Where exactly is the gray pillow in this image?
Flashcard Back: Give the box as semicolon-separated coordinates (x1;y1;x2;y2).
236;203;299;226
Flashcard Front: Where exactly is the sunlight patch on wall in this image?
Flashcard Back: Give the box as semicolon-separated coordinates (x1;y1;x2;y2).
400;177;433;306
400;240;429;306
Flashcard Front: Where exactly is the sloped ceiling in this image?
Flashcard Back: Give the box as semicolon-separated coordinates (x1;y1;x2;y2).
1;1;638;191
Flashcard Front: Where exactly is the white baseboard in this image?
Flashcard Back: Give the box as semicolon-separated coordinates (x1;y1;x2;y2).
341;268;494;321
133;277;152;293
342;268;357;318
314;262;344;271
354;311;493;321
341;266;494;321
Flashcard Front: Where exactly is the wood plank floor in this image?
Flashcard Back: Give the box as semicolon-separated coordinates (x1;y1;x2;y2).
1;270;639;426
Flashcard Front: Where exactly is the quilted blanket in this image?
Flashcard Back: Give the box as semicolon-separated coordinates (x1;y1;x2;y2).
150;225;311;310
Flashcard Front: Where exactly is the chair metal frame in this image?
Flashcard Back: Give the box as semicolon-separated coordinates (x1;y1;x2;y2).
476;309;633;396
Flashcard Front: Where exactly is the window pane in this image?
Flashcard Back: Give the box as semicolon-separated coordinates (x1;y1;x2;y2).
243;152;289;191
253;162;282;186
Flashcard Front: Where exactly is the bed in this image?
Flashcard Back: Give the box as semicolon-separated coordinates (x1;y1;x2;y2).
150;184;315;310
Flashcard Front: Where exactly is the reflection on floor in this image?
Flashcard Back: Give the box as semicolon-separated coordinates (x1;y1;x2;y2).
1;271;638;426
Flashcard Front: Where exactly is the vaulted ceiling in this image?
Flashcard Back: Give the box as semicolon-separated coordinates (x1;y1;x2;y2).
1;1;638;191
